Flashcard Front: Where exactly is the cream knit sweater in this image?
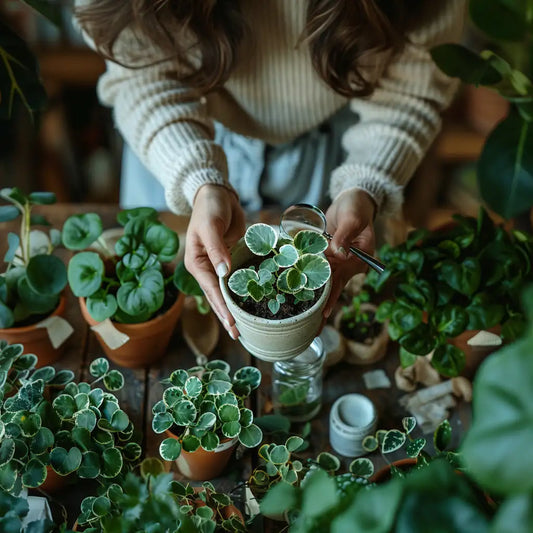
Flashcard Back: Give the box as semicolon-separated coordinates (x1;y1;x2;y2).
90;0;465;216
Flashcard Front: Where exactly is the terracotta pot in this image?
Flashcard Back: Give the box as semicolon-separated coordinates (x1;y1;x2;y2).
334;303;389;365
165;429;237;481
371;458;418;484
40;466;70;493
0;295;68;367
79;292;185;368
191;486;245;525
220;234;332;362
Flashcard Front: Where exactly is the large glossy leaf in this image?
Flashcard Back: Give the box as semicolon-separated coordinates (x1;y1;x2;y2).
295;254;331;290
67;252;104;297
26;254;67;295
50;446;82;476
116;268;164;318
145;223;179;261
245;223;277;255
477;110;533;219
61;213;103;250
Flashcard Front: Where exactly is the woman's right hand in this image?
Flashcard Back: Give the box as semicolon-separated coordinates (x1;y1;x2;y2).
184;184;245;340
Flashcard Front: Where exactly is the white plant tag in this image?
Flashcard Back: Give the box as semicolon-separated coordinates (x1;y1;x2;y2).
467;330;502;346
91;319;129;349
244;486;261;518
36;316;74;348
22;495;52;526
363;369;391;389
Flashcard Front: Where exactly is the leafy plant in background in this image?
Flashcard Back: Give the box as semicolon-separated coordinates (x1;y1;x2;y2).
0;1;61;120
366;207;533;376
0;188;67;329
338;289;383;343
228;223;331;316
77;458;246;532
152;359;263;461
431;0;533;219
0;344;141;494
62;206;196;324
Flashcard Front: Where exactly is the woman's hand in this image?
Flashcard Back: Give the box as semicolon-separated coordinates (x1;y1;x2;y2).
323;188;376;319
184;184;245;340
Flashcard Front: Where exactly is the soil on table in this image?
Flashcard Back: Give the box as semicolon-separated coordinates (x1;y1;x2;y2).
339;311;382;343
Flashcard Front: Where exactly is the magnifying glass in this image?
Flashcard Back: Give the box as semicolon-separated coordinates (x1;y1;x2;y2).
280;203;386;274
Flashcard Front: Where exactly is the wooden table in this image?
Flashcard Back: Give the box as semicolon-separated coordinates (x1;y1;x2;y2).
1;203;471;529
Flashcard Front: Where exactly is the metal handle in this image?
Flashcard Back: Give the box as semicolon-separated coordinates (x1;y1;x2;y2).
348;246;386;274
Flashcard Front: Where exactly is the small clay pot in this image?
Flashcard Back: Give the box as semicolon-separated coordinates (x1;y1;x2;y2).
370;458;418;484
40;466;70;493
79;292;185;368
165;429;237;481
0;294;69;367
334;303;389;365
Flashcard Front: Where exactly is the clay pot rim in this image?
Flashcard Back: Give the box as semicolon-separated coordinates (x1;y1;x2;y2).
371;458;418;484
79;290;184;331
0;293;67;334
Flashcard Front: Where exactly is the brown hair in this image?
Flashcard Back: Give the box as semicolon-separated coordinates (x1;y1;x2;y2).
76;0;427;97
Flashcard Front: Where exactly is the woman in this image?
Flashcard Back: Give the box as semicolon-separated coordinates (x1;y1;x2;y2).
75;0;465;340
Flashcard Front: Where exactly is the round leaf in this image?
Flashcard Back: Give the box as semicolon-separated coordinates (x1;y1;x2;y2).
145;223;179;261
79;451;101;479
239;424;263;448
160;437;181;461
89;357;109;378
228;268;258;297
295;253;331;290
245;223;277;255
22;458;47;488
184;376;202;398
67;252;104;297
86;291;117;322
293;230;328;254
103;370;124;391
50;447;82;475
116;268;164;318
62;214;103;250
152;412;174;434
173;400;197;425
101;447;123;478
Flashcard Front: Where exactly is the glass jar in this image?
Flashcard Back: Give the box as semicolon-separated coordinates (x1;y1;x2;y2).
272;337;325;422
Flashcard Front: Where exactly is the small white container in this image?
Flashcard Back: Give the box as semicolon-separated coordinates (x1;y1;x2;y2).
329;393;377;457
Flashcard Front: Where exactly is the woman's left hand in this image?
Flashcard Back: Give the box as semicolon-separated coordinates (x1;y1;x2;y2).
323;188;377;320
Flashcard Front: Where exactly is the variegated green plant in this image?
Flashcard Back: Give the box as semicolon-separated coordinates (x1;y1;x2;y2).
228;223;331;315
152;360;263;461
0;342;141;495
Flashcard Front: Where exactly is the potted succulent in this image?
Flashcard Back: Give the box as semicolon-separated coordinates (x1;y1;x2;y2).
0;188;71;366
333;289;389;365
61;207;190;368
220;223;332;361
152;359;263;480
367;208;533;377
0;342;141;495
76;458;245;532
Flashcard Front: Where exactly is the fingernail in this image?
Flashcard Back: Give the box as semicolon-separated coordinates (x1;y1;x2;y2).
216;262;228;277
335;246;348;258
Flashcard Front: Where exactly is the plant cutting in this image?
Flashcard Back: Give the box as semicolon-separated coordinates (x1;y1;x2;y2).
220;223;332;361
152;359;263;480
61;206;192;367
76;457;245;532
0;343;141;495
333;288;389;365
366;207;533;377
0;188;70;365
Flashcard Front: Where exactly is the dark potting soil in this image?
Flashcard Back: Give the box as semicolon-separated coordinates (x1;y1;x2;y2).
339;311;382;344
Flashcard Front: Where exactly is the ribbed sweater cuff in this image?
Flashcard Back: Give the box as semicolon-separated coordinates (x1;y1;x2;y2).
330;164;404;216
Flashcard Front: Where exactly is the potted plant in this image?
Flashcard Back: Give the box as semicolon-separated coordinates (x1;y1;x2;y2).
152;359;263;480
61;206;191;368
0;188;71;366
0;343;141;495
366;207;533;377
220;223;332;361
333;289;389;365
75;458;245;532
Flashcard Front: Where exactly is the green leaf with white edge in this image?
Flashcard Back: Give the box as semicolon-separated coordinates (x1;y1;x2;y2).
269;445;290;465
79;452;100;479
219;404;240;423
228;268;258;297
75;393;90;411
140;457;164;479
402;416;417;435
31;366;55;383
160;438;181;461
222;421;241;439
173;400;197;425
152;412;174;434
209;369;232;383
234;366;261;390
259;257;278;272
406;438;426;458
53;394;77;420
123;442;142;462
245;223;277;255
286;436;304;453
182;434;201;453
247;279;265;302
50;447;82;475
103;370;124;391
0;462;17;491
145;223;179;262
240;408;253;428
26;254;67;295
4;232;19;263
295;253;331;290
294;230;328;254
62;214;103;250
206;360;231;373
163;387;183;408
110;410;129;432
92;495;111;518
295;288;315;301
434;419;452;452
257;268;273;286
88;387;104;408
317;452;341;472
117;268;164;317
169;369;188;387
201;432;220;452
68;252;104;297
349;457;374;478
86;291;117;322
275;244;299;268
382;429;406;454
75;409;97;432
268;298;280;314
0;439;15;467
184;376;203;398
22;458;47;488
215;392;237;407
239;423;262;448
207;380;232;395
101;447;123;478
195;412;216;431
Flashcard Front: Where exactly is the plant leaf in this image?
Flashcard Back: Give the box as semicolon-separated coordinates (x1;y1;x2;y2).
245;223;277;255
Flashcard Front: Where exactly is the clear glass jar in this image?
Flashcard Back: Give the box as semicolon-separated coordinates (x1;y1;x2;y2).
272;337;325;422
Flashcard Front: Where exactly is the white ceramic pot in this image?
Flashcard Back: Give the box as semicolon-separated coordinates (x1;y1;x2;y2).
220;235;332;362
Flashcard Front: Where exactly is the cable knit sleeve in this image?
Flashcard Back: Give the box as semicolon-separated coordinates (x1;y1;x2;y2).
329;0;467;215
93;31;233;215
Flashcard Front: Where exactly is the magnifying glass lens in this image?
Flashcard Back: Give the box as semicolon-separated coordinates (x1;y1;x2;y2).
280;204;326;238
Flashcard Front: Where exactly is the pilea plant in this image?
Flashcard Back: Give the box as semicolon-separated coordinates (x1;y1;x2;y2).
228;223;331;316
0;188;67;328
366;207;533;376
77;458;245;532
338;289;383;343
0;345;141;494
153;360;263;461
61;206;195;323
